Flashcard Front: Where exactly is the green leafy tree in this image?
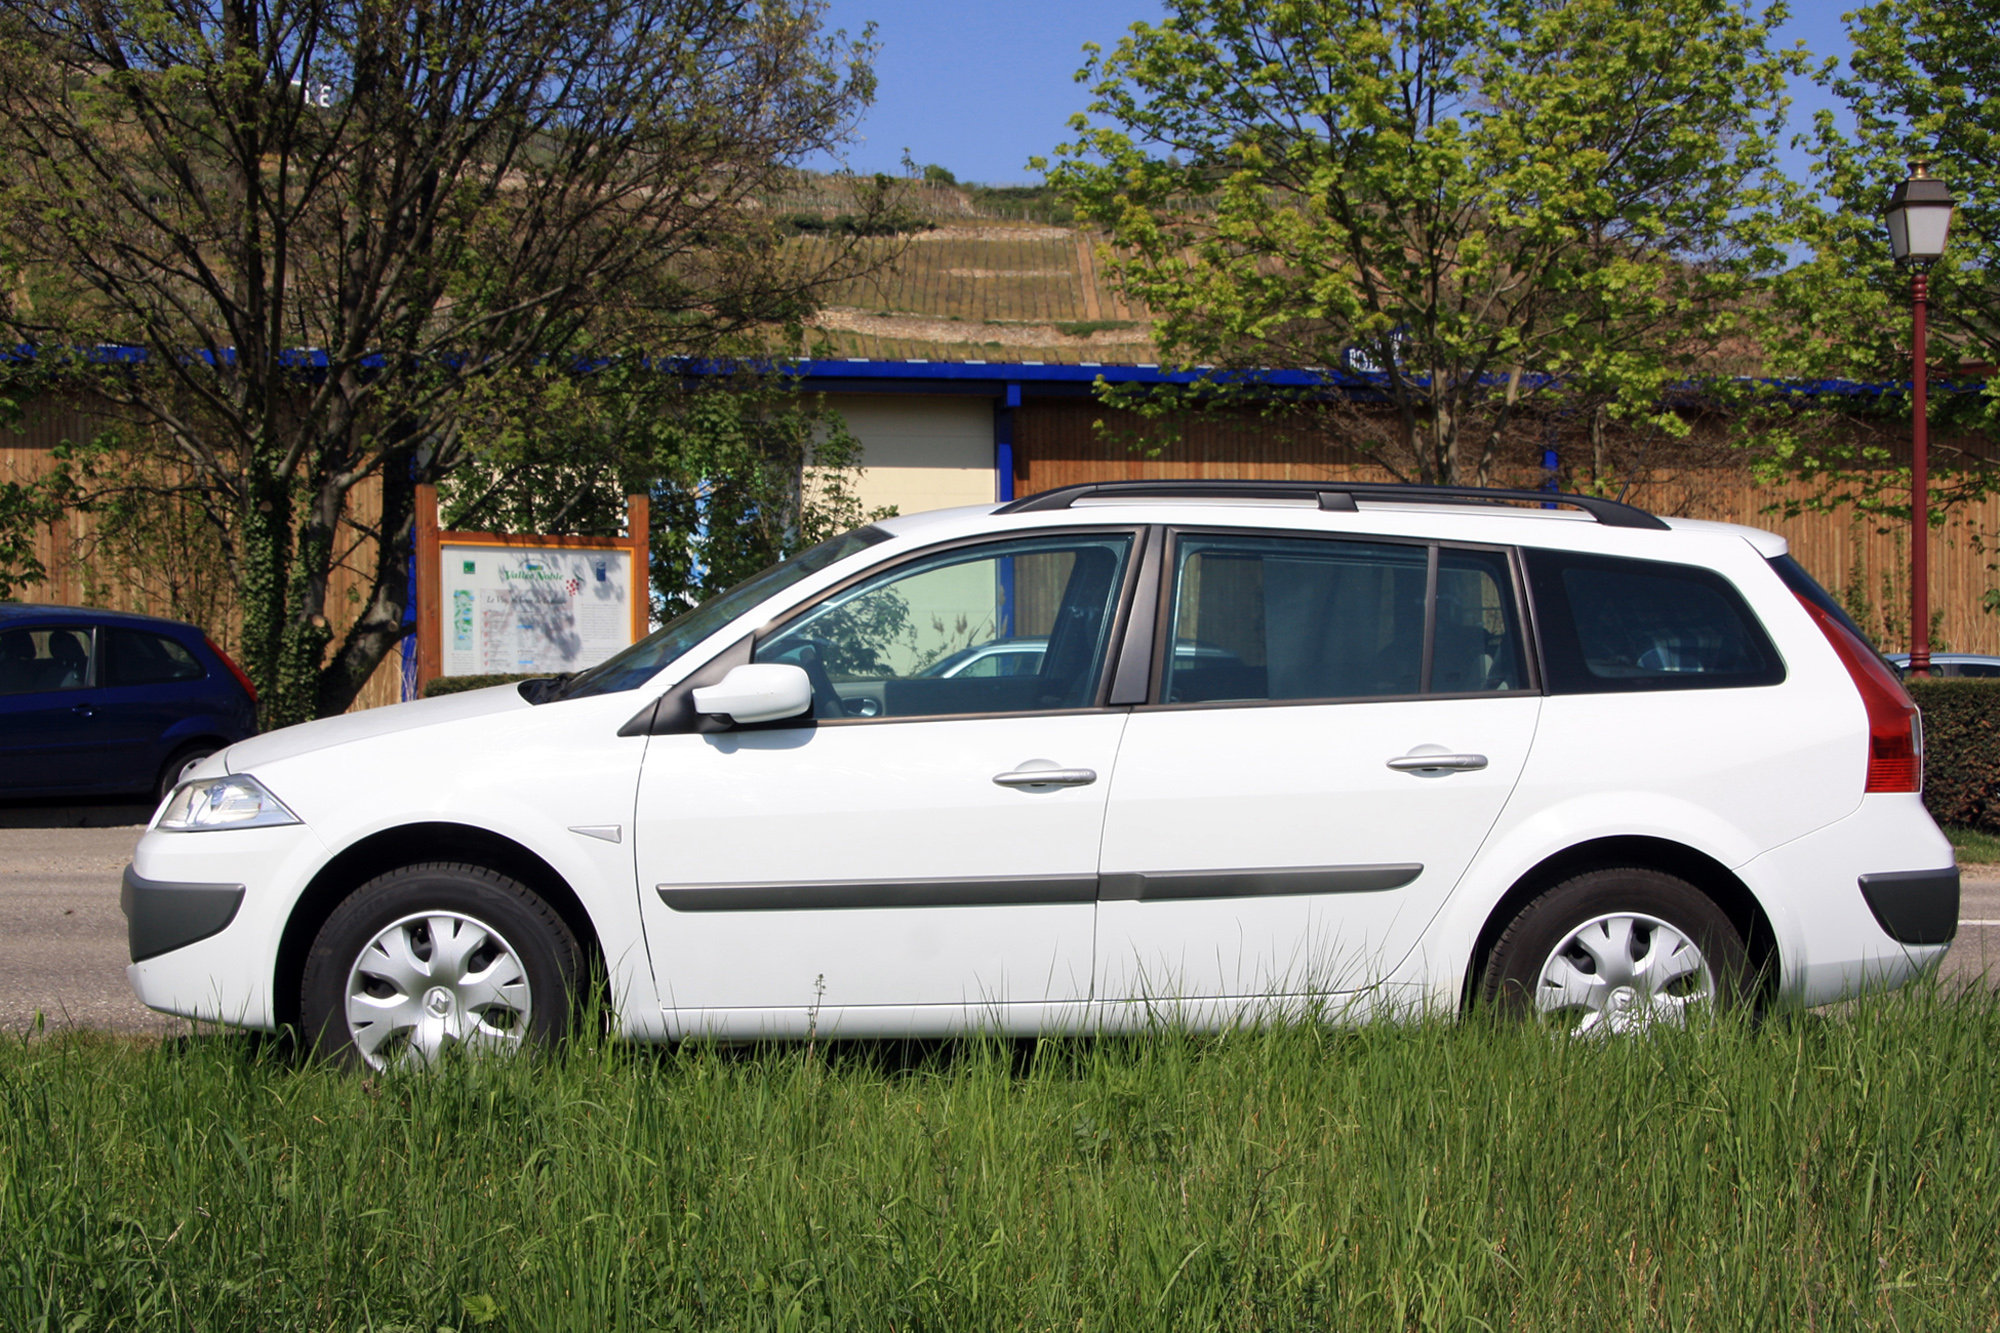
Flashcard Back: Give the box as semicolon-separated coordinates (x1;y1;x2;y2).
1040;0;1805;486
1746;1;2000;526
441;364;892;622
0;0;889;723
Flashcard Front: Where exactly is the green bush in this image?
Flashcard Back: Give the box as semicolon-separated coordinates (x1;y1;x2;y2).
422;673;546;698
1909;677;2000;830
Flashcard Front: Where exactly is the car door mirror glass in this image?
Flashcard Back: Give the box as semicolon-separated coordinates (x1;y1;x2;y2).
690;663;814;725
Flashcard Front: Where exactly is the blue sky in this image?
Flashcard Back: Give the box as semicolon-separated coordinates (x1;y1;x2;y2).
804;1;1859;189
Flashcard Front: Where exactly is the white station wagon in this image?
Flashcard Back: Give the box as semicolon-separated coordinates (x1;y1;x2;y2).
122;481;1958;1068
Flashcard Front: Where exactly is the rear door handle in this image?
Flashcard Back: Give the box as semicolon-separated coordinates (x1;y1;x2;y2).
994;767;1097;788
71;704;95;718
1386;753;1487;774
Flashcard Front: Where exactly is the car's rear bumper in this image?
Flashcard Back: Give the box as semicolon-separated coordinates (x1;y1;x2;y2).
1745;793;1956;1006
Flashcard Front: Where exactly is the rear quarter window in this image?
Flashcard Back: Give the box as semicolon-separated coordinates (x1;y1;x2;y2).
104;628;207;687
1525;549;1784;693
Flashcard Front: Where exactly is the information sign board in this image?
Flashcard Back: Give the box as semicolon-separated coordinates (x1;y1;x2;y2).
440;542;638;676
414;486;650;691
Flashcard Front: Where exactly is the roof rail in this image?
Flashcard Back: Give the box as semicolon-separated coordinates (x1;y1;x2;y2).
995;479;1670;530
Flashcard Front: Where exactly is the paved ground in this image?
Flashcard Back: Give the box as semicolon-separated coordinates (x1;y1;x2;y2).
2;816;1998;1037
0;820;170;1034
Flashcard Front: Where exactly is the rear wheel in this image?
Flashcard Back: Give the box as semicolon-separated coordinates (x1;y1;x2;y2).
301;863;582;1070
1478;868;1751;1035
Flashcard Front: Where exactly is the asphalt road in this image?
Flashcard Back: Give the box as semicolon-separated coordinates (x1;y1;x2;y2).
2;820;1998;1037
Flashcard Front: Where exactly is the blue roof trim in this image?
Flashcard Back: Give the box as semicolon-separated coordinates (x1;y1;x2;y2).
4;344;1983;401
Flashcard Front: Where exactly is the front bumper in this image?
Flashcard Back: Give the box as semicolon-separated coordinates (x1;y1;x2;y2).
122;821;328;1030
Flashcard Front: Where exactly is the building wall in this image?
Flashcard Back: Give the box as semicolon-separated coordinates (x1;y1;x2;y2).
835;395;997;518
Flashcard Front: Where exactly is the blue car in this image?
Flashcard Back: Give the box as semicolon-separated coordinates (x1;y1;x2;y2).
0;604;258;802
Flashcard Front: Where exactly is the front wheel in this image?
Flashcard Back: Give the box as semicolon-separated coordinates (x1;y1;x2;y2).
1478;867;1751;1035
301;863;582;1070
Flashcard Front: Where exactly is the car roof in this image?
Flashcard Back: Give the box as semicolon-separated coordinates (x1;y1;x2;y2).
0;602;205;633
867;497;1789;561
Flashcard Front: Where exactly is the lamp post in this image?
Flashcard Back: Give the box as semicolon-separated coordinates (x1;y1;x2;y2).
1884;161;1956;676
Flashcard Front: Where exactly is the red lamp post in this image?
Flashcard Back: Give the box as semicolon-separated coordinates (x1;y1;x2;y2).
1884;161;1956;676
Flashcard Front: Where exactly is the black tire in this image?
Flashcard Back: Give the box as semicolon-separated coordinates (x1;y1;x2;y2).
1478;867;1751;1032
301;862;583;1070
155;742;221;803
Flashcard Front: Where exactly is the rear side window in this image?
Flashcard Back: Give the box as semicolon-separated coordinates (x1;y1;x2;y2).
1526;550;1783;693
104;628;206;687
1159;534;1528;704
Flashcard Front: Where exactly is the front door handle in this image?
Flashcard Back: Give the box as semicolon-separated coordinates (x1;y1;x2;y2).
1386;753;1488;774
993;767;1098;788
71;704;95;718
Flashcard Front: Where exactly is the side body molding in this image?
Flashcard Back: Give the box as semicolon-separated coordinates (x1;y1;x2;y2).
658;864;1423;912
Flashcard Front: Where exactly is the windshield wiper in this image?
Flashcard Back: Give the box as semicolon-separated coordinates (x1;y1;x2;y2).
517;673;576;705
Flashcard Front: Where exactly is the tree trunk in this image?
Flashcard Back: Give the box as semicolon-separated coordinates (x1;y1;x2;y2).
315;467;418;718
236;470;294;731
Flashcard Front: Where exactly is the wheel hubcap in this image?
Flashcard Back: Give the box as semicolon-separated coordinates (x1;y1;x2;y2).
1533;912;1714;1036
344;912;532;1070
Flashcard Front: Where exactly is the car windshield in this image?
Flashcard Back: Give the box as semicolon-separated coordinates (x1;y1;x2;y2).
546;526;892;701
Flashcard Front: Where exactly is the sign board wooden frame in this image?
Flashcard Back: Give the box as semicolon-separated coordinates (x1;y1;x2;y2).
414;484;650;693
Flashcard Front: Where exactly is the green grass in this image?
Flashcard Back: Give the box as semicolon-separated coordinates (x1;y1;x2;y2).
6;991;2000;1329
1948;825;2000;864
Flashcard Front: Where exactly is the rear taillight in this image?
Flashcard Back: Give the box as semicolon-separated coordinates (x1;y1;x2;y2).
1792;593;1921;792
205;635;259;708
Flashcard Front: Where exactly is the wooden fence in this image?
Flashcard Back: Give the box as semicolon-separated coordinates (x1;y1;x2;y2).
1015;400;2000;658
1;390;405;710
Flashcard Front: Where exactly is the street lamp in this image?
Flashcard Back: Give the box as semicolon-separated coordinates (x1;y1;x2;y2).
1884;161;1956;676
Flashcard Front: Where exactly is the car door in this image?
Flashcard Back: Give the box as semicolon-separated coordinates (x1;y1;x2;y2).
1094;530;1542;1014
0;624;103;793
632;529;1141;1035
90;625;214;790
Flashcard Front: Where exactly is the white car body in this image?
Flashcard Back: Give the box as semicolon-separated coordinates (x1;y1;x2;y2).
125;490;1956;1040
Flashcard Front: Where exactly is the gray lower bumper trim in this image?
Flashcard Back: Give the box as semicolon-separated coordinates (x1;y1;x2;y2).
1098;863;1423;902
121;865;245;962
1857;867;1960;946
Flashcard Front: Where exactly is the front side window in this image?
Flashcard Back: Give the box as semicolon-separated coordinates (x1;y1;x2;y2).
754;533;1134;719
0;626;93;696
1159;534;1527;705
554;525;892;701
1526;549;1783;693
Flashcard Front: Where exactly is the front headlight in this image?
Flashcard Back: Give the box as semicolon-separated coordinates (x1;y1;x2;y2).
156;774;301;831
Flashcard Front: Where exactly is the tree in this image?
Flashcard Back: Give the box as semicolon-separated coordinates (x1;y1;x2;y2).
1040;0;1804;486
1747;1;2000;525
440;364;891;621
0;0;888;723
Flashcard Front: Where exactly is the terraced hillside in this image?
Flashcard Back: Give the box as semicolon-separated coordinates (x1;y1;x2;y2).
791;182;1156;364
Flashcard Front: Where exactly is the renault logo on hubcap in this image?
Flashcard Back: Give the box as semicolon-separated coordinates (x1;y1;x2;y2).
424;986;455;1018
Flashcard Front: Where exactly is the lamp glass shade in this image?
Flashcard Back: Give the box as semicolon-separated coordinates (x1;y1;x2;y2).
1885;172;1956;262
1901;202;1954;259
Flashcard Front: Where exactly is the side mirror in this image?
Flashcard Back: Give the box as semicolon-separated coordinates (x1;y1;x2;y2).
690;663;814;725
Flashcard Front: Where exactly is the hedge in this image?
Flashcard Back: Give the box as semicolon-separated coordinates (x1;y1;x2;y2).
421;673;547;698
1909;678;2000;831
